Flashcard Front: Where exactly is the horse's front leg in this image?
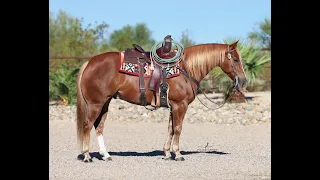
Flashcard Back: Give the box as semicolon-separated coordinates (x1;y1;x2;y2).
171;102;188;161
163;110;174;160
163;102;187;161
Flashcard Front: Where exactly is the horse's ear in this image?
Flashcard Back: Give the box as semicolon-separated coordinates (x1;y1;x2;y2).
229;40;239;50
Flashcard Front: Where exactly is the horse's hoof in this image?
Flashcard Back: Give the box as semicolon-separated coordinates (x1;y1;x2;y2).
83;154;93;163
83;158;93;163
77;154;92;162
175;156;185;161
102;156;112;161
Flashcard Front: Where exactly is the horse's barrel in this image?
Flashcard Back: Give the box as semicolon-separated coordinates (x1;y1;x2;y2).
162;35;172;53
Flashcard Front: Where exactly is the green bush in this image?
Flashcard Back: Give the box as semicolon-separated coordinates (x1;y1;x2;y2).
49;65;79;105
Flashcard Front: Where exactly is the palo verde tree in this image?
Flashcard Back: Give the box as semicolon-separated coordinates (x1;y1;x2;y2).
109;23;155;51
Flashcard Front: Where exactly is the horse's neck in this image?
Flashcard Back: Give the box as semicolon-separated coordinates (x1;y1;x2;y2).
184;51;222;82
197;63;219;83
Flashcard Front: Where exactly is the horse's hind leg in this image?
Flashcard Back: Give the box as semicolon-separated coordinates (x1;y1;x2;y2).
94;98;112;161
82;103;104;162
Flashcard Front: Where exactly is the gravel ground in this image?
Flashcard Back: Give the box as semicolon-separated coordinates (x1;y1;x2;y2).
49;92;271;125
49;91;271;180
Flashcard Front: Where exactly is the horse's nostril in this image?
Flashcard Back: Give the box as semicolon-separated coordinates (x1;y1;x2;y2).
240;78;247;87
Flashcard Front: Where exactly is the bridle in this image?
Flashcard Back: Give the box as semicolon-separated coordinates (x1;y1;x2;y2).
226;48;241;92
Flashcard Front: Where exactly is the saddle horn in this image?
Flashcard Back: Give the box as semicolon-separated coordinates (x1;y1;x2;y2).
162;35;172;53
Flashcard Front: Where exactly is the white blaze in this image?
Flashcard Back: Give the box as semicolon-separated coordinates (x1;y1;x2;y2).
236;48;247;79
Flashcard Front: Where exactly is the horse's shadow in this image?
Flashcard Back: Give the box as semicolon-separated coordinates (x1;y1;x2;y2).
77;150;229;160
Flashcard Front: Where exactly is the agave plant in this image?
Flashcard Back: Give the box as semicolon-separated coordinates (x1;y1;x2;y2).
240;44;271;87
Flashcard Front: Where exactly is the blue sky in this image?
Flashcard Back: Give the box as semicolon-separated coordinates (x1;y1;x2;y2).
49;0;271;44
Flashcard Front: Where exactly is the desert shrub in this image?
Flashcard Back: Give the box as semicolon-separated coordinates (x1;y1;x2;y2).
49;65;79;105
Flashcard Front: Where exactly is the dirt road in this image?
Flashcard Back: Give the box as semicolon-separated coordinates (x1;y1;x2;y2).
49;120;271;180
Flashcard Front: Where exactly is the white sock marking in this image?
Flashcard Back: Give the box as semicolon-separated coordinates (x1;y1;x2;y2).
97;135;106;152
97;135;111;157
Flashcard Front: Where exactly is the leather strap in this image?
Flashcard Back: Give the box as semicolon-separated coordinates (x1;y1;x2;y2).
162;68;167;86
138;59;146;106
177;66;200;91
147;65;161;91
159;68;169;108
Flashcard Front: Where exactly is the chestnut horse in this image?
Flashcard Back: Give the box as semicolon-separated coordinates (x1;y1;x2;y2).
76;41;247;162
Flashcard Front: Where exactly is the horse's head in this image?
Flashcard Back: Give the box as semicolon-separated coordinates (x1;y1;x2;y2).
220;41;247;93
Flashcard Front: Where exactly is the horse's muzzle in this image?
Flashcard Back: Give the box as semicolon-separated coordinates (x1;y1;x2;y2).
234;76;247;94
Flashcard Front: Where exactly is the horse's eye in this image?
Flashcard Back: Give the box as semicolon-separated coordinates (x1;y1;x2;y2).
234;58;239;62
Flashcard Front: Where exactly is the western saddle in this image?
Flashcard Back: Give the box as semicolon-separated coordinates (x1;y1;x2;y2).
123;35;178;108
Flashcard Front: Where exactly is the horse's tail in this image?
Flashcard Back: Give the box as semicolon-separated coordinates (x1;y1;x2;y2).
76;61;89;151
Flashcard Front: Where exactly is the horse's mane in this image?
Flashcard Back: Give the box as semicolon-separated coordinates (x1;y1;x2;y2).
183;43;228;81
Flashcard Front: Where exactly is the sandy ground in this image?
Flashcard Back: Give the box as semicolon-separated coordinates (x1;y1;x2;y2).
49;121;271;180
49;91;271;180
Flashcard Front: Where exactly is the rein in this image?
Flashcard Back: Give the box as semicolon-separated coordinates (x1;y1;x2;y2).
196;86;238;110
180;68;237;111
